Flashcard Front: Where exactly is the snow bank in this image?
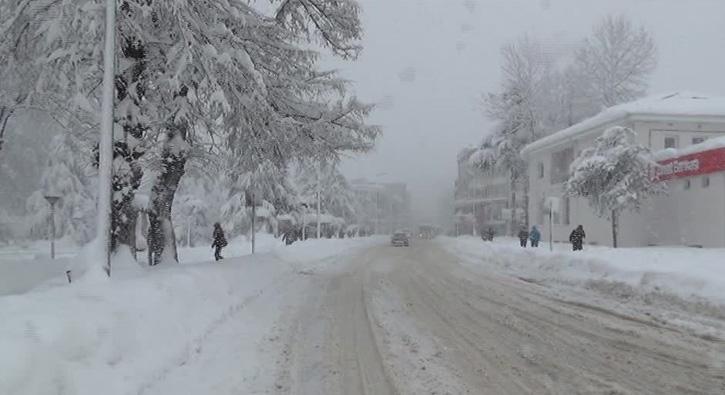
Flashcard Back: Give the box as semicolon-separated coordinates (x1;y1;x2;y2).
0;237;381;395
439;236;725;307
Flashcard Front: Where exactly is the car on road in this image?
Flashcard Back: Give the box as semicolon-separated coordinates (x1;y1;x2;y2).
391;231;410;247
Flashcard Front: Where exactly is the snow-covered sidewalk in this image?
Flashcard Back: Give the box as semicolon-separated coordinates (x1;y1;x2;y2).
439;236;725;307
0;233;298;296
0;237;382;395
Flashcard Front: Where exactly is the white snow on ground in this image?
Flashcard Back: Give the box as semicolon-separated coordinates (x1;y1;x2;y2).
0;236;382;395
0;233;291;295
439;236;725;306
368;278;471;395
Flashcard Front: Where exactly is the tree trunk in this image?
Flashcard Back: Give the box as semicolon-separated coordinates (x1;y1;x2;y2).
104;26;148;257
510;174;517;236
523;174;530;230
0;106;13;156
110;158;143;256
611;209;618;248
147;130;188;265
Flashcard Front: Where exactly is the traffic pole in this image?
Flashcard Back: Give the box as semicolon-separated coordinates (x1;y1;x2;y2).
251;191;256;254
549;200;553;252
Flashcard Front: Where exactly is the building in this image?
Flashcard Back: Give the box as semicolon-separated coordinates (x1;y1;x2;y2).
454;147;525;236
521;92;725;247
350;179;411;234
646;139;725;247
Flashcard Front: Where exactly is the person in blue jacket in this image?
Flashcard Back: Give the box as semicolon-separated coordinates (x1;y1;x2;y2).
529;225;541;247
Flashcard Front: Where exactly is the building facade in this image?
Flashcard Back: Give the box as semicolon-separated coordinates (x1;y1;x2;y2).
454;147;525;236
522;93;725;247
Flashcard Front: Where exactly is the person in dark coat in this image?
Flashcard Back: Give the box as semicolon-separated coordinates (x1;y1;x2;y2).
529;225;541;247
517;226;529;247
282;227;297;246
569;225;585;251
486;227;495;242
211;222;227;261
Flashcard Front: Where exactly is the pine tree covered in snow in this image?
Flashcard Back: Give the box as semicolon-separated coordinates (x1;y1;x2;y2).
565;126;666;247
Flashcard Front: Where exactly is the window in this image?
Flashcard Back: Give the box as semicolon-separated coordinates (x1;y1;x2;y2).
563;197;571;225
702;176;710;188
537;162;544;179
664;137;677;149
692;137;706;145
684;179;691;190
550;148;574;184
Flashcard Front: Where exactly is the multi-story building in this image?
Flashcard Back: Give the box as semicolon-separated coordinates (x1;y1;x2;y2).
521;92;725;247
350;179;411;234
454;147;525;236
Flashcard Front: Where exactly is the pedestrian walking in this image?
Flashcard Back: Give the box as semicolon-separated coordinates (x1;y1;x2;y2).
486;227;495;242
518;226;529;247
569;225;586;251
282;227;297;246
529;225;541;248
211;222;227;261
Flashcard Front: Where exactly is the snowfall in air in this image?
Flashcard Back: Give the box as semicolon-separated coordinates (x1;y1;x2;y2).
2;0;725;394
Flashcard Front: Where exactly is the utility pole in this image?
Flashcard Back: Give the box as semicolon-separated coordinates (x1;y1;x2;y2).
97;0;116;277
549;199;553;252
187;215;191;247
316;162;321;239
44;196;60;259
316;190;321;239
374;190;379;235
471;188;477;237
251;191;256;254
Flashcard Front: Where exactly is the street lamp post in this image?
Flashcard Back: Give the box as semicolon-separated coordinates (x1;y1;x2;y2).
374;190;380;235
96;0;117;277
44;196;61;259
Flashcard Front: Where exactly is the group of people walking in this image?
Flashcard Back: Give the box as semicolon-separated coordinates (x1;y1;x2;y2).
514;224;586;251
517;225;541;247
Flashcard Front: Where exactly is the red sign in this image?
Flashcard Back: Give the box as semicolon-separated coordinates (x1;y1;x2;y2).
656;146;725;181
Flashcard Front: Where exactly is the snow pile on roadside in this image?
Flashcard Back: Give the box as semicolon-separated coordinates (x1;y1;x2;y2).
439;236;725;307
0;237;380;395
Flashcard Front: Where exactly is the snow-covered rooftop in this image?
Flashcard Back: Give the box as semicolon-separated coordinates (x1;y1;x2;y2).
522;92;725;155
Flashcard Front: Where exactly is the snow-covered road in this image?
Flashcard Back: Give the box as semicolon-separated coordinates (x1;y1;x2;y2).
3;238;724;394
150;240;723;394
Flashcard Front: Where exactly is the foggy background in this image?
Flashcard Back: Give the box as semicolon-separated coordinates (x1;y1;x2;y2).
329;0;725;225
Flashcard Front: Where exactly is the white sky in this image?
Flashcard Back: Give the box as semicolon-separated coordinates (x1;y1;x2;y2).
329;0;725;223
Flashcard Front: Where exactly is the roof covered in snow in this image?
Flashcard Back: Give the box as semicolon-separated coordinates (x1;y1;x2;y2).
522;92;725;156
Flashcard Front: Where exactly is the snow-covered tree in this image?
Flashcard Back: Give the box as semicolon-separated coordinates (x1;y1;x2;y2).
2;0;379;264
219;159;297;240
565;126;666;248
294;160;358;225
25;134;96;244
471;36;554;232
575;14;657;107
0;0;40;157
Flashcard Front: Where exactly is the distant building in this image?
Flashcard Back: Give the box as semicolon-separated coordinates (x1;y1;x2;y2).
522;92;725;247
350;179;411;234
454;147;525;236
